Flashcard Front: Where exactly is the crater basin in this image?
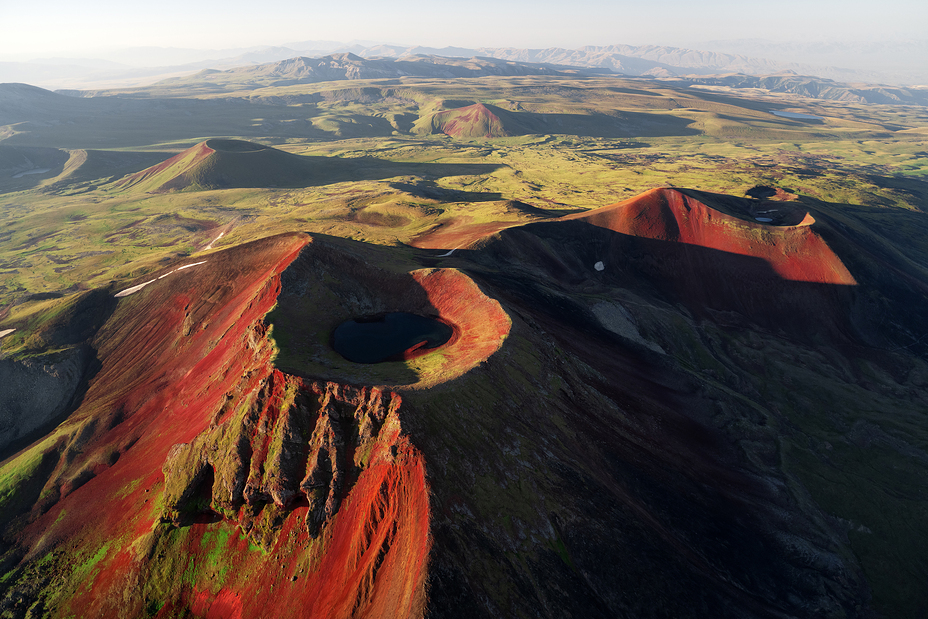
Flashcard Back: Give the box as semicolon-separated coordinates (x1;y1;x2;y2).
333;312;453;364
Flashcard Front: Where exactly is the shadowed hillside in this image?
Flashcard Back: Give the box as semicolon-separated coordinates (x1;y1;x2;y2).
564;187;855;286
115;139;508;193
414;101;699;139
117;139;319;192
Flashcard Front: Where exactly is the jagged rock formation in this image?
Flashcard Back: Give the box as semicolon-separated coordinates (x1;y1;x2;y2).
161;373;404;545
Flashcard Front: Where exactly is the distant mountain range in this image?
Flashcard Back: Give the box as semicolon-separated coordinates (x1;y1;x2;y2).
141;53;610;93
2;40;926;91
350;44;868;82
4;52;925;108
79;53;924;107
671;73;928;106
694;38;928;85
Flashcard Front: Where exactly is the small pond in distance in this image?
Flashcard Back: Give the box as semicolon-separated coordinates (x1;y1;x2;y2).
333;312;454;364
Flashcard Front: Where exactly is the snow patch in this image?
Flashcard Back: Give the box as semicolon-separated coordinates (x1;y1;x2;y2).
594;261;605;271
116;261;207;298
114;279;157;298
0;328;15;338
12;168;51;179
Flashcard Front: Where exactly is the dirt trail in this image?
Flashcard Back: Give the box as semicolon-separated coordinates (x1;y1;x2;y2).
203;218;238;251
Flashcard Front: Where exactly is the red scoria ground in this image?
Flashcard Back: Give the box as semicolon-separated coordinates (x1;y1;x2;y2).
11;233;432;618
567;187;855;285
432;103;509;138
117;141;216;191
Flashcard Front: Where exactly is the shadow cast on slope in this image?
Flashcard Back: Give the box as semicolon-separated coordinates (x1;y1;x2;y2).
318;157;503;189
420;250;874;618
127;154;505;193
467;218;928;355
509;109;700;138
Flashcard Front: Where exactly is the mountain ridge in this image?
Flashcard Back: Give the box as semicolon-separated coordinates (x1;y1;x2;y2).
4;39;923;91
122;54;928;105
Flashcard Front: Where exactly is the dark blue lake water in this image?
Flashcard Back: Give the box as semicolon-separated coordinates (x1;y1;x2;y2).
333;312;453;364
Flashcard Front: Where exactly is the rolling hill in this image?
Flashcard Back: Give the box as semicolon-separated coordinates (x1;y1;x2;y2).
0;83;96;125
413;103;518;138
116;139;317;192
673;73;928;105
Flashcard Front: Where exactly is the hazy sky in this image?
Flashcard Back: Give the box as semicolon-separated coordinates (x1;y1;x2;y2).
2;0;925;59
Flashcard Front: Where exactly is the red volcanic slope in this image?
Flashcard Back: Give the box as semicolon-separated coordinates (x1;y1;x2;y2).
301;422;429;618
430;103;510;138
10;233;431;618
412;268;511;372
566;187;856;285
117;141;215;190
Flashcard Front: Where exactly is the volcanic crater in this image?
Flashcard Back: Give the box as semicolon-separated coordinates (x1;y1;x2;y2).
267;234;511;388
332;312;456;364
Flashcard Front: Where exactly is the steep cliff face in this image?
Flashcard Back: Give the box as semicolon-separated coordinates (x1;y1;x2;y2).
151;373;430;619
159;373;409;543
0;348;89;453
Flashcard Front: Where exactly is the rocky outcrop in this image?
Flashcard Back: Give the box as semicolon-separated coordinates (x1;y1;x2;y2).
0;347;90;453
161;369;404;546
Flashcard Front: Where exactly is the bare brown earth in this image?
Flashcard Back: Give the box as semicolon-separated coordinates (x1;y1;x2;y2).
424;103;511;138
412;218;527;251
